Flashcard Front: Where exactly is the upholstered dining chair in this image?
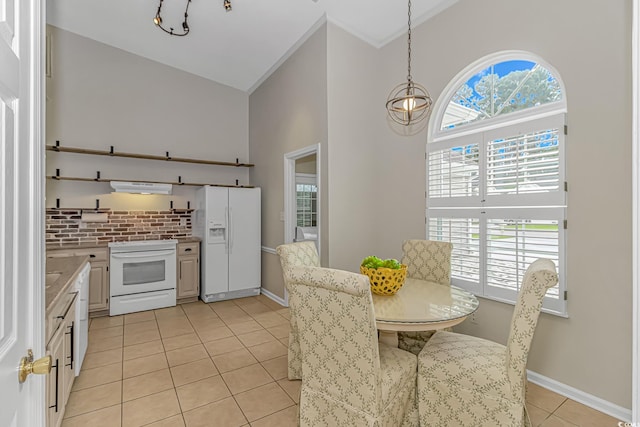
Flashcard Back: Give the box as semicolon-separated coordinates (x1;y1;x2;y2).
398;239;453;355
287;265;419;426
417;258;558;427
275;241;320;380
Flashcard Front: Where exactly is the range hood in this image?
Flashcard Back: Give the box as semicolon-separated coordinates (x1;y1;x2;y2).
110;181;173;195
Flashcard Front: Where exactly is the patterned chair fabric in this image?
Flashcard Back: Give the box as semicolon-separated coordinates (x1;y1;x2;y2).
398;240;453;355
275;241;320;380
287;266;419;427
401;239;453;284
417;259;558;427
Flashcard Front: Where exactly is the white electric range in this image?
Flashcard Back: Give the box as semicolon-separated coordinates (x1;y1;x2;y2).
108;239;177;316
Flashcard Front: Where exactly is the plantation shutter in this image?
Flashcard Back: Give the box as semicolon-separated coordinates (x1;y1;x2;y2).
483;208;565;313
483;114;565;207
428;214;481;294
427;112;567;315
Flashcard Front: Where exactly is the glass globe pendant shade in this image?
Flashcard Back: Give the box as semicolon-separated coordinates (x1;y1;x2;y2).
386;80;432;126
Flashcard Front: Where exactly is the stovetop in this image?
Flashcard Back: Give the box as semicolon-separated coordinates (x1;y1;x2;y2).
108;239;178;252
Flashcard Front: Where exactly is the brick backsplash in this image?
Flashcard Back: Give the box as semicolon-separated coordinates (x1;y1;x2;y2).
46;209;192;244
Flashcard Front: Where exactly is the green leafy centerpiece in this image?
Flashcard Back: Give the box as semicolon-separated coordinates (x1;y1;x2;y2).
360;256;408;296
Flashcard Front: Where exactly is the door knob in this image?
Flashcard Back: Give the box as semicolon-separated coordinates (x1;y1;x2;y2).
18;349;52;383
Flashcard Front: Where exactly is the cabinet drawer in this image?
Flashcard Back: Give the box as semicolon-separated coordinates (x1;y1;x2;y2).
178;243;199;256
47;248;108;261
47;251;73;259
70;248;108;261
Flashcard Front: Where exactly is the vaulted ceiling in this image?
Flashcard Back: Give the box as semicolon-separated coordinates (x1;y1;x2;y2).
46;0;458;92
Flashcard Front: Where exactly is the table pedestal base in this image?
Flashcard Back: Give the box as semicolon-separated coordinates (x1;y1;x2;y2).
378;330;398;348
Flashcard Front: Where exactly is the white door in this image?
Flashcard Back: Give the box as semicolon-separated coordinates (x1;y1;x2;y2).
0;0;46;424
228;188;261;292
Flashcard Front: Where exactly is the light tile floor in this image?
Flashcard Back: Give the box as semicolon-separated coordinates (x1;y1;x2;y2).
62;295;622;427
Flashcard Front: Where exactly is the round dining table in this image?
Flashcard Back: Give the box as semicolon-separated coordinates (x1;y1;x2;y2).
371;277;479;347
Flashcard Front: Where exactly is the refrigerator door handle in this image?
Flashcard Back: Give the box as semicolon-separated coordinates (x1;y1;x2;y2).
225;207;229;254
229;207;233;254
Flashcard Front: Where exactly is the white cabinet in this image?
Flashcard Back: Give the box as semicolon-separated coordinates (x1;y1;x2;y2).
177;242;200;300
87;260;109;312
47;323;65;427
46;292;77;427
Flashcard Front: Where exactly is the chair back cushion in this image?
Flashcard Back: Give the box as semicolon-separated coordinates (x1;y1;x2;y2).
505;259;558;401
401;239;453;284
287;266;381;414
276;241;320;381
276;241;320;279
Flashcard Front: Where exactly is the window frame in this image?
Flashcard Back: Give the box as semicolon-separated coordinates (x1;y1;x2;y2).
429;50;567;141
427;51;568;316
295;173;318;227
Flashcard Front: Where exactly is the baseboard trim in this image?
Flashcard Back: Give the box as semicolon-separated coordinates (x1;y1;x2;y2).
527;370;631;422
260;287;287;307
261;246;277;255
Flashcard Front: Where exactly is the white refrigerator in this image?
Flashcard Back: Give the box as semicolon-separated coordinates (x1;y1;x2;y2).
194;186;261;302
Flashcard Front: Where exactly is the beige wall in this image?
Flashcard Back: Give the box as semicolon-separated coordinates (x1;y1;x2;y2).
46;26;249;211
295;154;316;174
326;24;387;270
248;25;328;299
373;0;631;408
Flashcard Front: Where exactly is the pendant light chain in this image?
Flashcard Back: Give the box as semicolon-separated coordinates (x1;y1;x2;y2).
407;0;412;83
385;0;432;128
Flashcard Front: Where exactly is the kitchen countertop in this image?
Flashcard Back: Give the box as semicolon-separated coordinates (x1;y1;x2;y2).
178;237;201;244
45;255;89;314
47;241;108;251
46;236;201;251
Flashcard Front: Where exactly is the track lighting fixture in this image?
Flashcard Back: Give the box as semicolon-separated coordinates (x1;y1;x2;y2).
153;0;191;36
152;0;233;36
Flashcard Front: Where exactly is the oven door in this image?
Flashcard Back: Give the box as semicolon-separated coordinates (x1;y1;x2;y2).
110;250;177;297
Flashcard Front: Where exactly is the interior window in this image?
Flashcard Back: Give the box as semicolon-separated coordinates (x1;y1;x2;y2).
441;60;563;131
427;52;567;315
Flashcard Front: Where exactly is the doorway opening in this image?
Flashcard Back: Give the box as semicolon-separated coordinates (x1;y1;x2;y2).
283;143;321;303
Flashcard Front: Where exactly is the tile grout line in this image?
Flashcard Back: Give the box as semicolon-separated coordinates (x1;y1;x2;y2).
220;299;281;425
175;302;235;424
120;320;125;427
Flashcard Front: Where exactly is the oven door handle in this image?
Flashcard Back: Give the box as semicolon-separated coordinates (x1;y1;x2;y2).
111;250;176;259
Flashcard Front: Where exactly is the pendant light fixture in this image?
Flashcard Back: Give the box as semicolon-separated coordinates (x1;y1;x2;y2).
386;0;432;126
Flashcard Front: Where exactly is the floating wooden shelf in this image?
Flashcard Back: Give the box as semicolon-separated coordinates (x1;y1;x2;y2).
46;207;195;213
47;175;254;189
46;143;254;168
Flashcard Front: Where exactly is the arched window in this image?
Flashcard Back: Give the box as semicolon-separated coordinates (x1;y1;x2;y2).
426;51;567;315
